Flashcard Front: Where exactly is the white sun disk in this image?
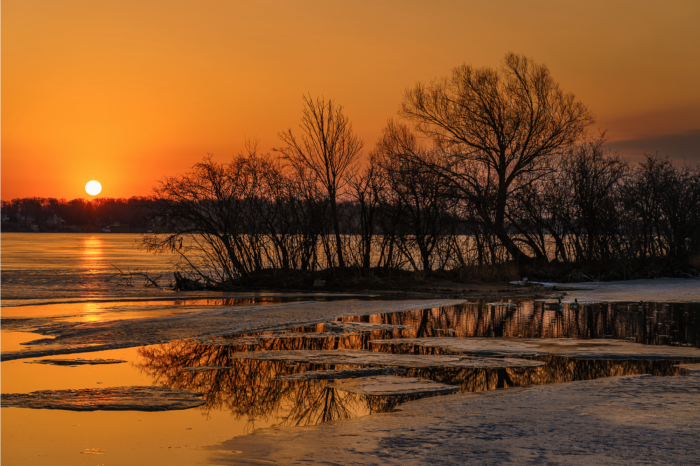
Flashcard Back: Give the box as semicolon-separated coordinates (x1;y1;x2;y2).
85;180;102;196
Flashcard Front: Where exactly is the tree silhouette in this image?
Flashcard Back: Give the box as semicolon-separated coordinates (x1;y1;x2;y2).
277;95;364;268
398;53;595;263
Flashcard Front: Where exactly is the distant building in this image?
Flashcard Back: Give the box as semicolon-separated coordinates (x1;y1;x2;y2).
46;214;66;227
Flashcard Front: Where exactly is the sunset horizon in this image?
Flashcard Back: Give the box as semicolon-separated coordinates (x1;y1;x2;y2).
3;3;700;464
3;0;699;200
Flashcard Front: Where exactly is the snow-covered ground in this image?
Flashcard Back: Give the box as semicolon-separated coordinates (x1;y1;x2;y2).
515;277;700;303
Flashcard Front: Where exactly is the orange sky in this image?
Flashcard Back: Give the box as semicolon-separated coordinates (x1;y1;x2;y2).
2;0;699;200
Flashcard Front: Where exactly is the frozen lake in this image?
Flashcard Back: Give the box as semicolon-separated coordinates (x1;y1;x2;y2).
2;233;700;465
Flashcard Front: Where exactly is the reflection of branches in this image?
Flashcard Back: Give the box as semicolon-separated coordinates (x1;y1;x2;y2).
282;384;355;427
135;340;400;430
335;301;700;347
137;341;293;422
405;356;687;393
134;300;699;430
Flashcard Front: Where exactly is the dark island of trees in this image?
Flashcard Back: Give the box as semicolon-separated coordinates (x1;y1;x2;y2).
4;54;699;286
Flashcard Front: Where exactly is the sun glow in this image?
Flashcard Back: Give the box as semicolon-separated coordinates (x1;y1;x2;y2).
85;180;102;196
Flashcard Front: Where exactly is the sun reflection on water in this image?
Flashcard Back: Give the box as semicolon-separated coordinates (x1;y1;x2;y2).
81;237;104;260
79;237;105;275
80;302;104;323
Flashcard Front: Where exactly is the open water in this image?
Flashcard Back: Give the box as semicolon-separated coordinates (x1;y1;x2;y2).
1;233;180;306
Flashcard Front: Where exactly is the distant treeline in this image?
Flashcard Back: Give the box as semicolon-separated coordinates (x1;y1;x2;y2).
1;196;157;232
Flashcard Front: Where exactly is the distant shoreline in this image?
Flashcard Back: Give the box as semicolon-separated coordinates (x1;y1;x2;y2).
0;227;163;234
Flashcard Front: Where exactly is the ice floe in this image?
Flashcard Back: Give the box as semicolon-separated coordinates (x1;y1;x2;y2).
514;277;700;303
280;367;405;381
187;337;262;346
675;363;700;372
372;337;700;360
228;350;545;368
26;358;127;366
331;375;459;396
323;321;413;332
1;386;205;411
259;332;368;338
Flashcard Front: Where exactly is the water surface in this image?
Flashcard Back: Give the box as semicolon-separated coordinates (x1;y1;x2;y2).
3;233;700;466
1;233;178;305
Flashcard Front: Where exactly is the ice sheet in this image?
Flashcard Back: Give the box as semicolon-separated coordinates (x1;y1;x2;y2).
229;350;546;369
212;373;700;465
331;375;460;396
1;386;205;411
517;277;700;303
2;299;465;361
372;337;700;360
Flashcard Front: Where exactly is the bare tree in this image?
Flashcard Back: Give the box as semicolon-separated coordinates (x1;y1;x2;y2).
559;139;629;264
374;122;457;273
398;53;595;263
277;95;364;268
348;159;384;269
142;143;297;285
626;154;700;268
143;154;257;285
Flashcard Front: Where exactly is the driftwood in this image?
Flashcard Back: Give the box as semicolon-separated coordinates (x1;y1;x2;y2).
107;264;162;288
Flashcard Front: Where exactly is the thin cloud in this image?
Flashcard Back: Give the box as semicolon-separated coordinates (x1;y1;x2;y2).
607;129;700;165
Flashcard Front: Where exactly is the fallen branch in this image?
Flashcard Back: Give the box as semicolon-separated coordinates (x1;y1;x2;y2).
107;264;162;288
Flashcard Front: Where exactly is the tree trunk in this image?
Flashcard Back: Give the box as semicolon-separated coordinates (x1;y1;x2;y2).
329;196;345;268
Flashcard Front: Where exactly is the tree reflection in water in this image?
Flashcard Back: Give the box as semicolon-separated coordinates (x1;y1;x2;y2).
324;300;700;347
136;300;699;428
136;337;404;430
403;355;686;393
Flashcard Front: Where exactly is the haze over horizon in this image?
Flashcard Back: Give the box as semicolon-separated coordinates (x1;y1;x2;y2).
3;0;699;200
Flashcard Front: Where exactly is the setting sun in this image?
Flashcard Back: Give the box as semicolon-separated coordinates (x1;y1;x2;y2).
85;180;102;196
